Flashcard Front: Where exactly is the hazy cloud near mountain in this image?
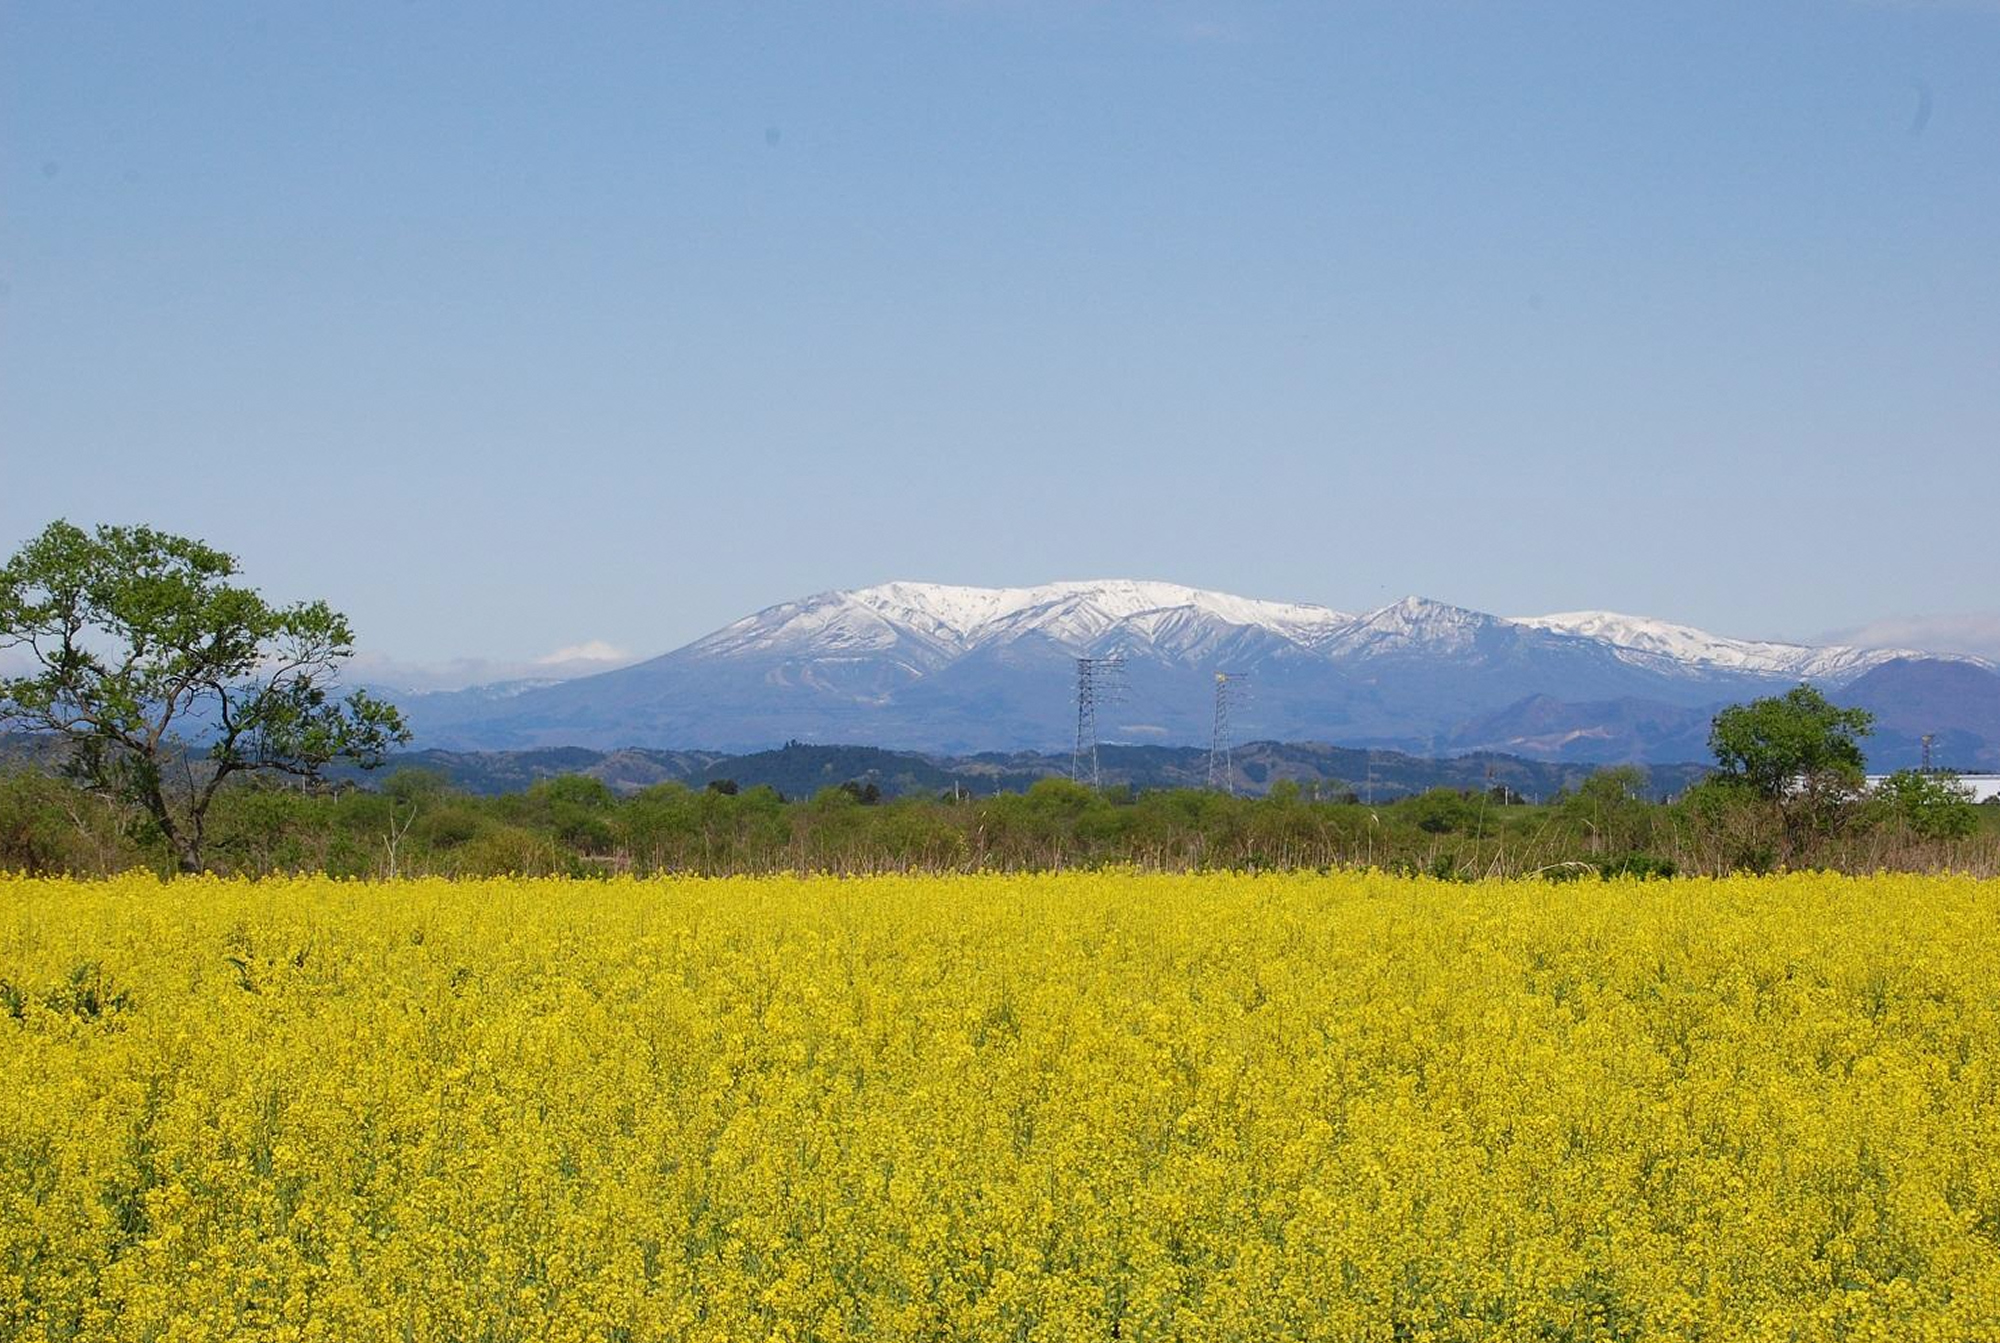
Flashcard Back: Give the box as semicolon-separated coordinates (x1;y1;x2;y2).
349;643;639;693
536;641;633;669
1;640;642;692
1820;614;2000;665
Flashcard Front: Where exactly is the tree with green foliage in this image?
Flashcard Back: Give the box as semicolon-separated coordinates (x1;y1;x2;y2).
1708;685;1873;800
525;774;619;851
1708;684;1874;855
1558;765;1653;855
0;520;408;872
1872;769;1980;841
1405;788;1481;836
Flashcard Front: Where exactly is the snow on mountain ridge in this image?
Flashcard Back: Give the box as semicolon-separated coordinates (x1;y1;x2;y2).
682;582;1981;686
686;593;955;664
847;580;1352;648
1511;610;1975;681
1317;596;1504;658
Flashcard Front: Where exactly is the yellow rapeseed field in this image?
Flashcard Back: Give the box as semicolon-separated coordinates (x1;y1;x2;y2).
4;872;2000;1342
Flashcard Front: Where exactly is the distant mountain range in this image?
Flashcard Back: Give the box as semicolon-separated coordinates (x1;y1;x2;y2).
383;580;2000;770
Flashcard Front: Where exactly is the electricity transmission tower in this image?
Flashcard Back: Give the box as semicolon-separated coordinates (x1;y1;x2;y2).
1072;655;1125;789
1207;671;1248;793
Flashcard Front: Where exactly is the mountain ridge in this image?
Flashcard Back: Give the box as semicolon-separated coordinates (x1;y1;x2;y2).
383;580;1998;768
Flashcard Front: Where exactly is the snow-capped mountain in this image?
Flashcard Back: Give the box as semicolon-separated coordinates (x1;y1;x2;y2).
390;581;2000;768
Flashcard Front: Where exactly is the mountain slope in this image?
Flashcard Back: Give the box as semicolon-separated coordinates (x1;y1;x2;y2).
1835;659;2000;771
1445;695;1720;764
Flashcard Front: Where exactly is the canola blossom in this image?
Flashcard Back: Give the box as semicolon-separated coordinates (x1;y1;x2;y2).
4;871;2000;1342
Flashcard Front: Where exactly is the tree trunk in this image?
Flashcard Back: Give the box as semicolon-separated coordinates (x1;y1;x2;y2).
136;775;204;875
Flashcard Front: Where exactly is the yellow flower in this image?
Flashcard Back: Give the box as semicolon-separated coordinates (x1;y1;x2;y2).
4;870;2000;1340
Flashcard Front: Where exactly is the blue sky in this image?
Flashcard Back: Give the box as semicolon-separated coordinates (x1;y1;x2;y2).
4;1;1997;684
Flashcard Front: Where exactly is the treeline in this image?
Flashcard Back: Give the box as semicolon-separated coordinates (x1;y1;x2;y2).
4;763;1995;880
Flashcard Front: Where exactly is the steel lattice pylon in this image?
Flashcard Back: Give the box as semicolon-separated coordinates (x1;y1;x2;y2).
1207;671;1248;793
1072;655;1125;789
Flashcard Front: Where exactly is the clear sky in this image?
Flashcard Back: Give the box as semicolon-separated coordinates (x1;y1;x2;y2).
5;1;1997;685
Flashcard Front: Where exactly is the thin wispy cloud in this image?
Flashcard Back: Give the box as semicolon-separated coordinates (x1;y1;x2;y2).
921;0;1248;43
1852;0;2000;11
1172;17;1245;45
